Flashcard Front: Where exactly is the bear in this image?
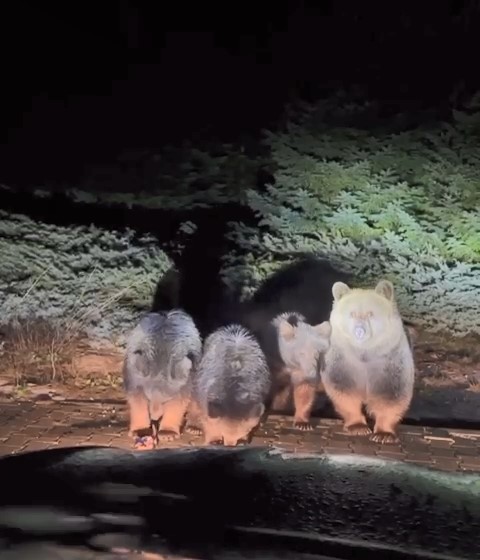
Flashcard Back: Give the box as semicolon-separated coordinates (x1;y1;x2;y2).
321;280;415;444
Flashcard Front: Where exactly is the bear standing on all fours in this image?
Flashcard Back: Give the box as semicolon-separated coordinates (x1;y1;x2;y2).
321;280;415;444
186;324;271;446
123;310;202;450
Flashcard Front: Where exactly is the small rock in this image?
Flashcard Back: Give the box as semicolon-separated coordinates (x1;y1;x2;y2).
28;386;54;399
33;393;52;402
51;394;66;401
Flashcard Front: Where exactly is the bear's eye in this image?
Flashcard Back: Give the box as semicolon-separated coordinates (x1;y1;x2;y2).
350;311;358;319
367;311;373;318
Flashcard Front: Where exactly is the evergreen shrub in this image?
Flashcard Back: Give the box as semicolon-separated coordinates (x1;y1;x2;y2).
223;94;480;336
0;210;172;343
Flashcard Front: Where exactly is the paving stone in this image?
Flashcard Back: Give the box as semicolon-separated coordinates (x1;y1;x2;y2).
402;443;431;457
0;445;23;456
350;443;381;455
313;429;335;440
317;438;352;450
428;428;452;438
278;427;307;437
267;414;288;422
400;435;431;446
37;433;63;444
425;437;454;448
52;440;93;449
274;442;302;452
328;429;353;440
0;401;478;472
452;446;479;457
376;451;407;462
458;456;480;469
427;446;456;457
95;424;128;436
18;425;48;438
48;412;72;424
19;410;46;421
88;434;115;446
399;425;426;436
276;430;304;442
31;417;56;429
115;436;133;448
0;428;13;439
322;447;353;455
450;430;480;440
300;432;330;445
404;453;433;464
61;434;93;444
317;418;342;426
433;457;459;471
21;440;54;453
4;434;32;447
378;443;404;453
452;435;479;446
375;443;404;454
44;426;74;438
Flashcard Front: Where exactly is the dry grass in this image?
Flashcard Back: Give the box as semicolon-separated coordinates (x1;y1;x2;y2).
412;326;480;392
0;265;145;387
414;328;480;362
0;313;125;389
0;317;83;385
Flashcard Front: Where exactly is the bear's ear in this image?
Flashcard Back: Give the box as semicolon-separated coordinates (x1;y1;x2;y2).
250;402;265;419
312;321;331;339
277;319;296;341
375;280;395;302
173;355;192;378
332;282;351;302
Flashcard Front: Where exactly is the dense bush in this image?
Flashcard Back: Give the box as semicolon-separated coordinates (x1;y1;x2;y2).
3;96;479;340
223;94;480;336
0;210;172;343
59;142;264;209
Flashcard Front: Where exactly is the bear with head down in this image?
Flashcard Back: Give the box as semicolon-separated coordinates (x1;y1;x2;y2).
322;279;415;444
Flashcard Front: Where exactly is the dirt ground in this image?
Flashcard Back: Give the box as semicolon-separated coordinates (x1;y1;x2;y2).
413;329;480;389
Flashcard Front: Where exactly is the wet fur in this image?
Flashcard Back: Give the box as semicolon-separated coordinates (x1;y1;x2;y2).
188;324;271;446
322;280;415;444
123;310;202;445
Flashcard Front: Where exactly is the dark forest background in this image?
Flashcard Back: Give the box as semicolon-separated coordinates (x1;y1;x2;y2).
1;1;480;187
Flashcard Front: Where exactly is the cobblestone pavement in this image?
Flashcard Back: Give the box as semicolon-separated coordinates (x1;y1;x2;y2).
0;400;479;473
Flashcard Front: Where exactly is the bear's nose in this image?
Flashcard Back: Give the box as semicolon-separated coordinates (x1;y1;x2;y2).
354;325;366;340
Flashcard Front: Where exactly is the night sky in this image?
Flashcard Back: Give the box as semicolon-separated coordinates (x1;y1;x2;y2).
1;1;479;186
